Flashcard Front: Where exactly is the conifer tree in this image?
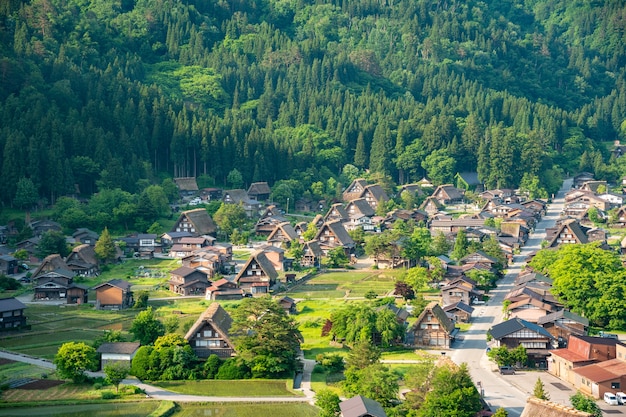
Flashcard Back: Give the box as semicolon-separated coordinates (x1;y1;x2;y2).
95;227;116;264
533;377;550;400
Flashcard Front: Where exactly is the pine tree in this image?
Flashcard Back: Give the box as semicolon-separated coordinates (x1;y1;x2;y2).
95;227;116;264
533;377;550;400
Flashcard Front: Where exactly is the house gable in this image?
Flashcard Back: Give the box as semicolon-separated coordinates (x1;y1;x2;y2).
184;303;236;358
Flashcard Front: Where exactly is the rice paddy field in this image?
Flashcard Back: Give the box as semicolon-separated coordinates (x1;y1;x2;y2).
286;270;403;299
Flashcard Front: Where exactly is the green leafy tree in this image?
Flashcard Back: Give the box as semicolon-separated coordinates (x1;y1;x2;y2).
533;377;550;400
421;149;456;185
226;168;243;188
37;230;70;258
403;266;430;293
213;203;247;239
570;391;602;417
493;408;508;417
343;363;399;407
451;229;469;261
129;306;165;345
94;227;116;264
204;354;222;379
345;340;381;369
54;342;98;383
134;291;149;308
482;235;507;270
431;232;452;256
164;315;179;333
315;388;341;417
93;329;124;349
418;364;481;417
104;363;129;392
325;247;349;268
231;297;301;378
13;177;38;210
301;221;318;241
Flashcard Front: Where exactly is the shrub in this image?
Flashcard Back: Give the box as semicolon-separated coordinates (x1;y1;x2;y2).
101;390;117;399
215;358;250;380
93;382;103;390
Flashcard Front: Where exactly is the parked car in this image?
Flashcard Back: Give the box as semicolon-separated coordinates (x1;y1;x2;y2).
604;392;619;405
616;392;626;404
499;366;515;375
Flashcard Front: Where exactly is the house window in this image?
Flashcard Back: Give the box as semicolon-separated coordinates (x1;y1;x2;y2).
427;315;433;321
420;323;427;329
612;382;620;389
203;330;213;337
431;324;439;329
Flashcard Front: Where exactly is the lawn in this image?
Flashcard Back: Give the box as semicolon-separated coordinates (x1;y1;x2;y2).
295;299;351;359
1;402;161;416
286;270;402;299
174;403;320;417
153;379;299;396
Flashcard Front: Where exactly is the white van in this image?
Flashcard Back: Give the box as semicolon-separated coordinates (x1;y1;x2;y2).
604;392;619;405
616;392;626;404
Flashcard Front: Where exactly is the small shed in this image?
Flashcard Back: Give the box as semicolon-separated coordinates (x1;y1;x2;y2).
97;342;141;370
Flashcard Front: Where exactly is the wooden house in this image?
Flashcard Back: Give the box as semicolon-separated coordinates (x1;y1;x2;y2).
443;301;474;323
247;181;271;201
549;335;617;385
520;397;592;417
278;296;297;315
570;343;626;399
419;196;443;215
171;208;217;237
0;298;26;330
255;205;289;236
93;279;133;310
205;278;243;300
440;276;483;306
345;198;376;228
301;240;323;268
381;209;428;230
97;342;140;370
315;220;355;255
65;244;99;277
72;228;99;246
398;183;425;198
168;266;210;296
406;302;458;348
160;231;193;247
0;255;18;275
455;172;482;191
324;203;350;223
488;318;556;368
342;178;369;202
234;250;278;294
431;184;464;205
545;219;589;248
222;189;262;217
361;184;389;210
174;177;199;196
340;395;387;417
267;222;298;248
185;303;236;358
259;245;287;271
29;220;62;237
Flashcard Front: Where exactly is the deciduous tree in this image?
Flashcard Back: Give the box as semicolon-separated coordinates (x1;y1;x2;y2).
129;306;165;345
94;227;116;263
54;342;98;383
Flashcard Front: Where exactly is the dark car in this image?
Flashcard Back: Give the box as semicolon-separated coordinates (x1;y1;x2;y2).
499;366;515;375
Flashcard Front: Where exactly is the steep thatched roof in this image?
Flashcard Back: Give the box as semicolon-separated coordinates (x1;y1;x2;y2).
174;177;199;191
173;208;217;236
520;397;592;417
184;303;234;346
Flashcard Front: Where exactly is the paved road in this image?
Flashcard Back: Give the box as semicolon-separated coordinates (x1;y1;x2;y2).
450;179;574;416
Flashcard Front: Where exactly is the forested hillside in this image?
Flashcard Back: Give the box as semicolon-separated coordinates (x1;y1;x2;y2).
1;0;625;204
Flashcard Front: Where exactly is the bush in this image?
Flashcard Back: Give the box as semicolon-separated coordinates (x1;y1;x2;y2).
93;382;103;390
101;390;118;399
215;358;250;380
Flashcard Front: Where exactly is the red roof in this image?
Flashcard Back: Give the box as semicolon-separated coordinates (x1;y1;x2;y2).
574;359;626;383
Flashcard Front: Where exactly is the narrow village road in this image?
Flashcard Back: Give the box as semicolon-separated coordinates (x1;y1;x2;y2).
450;178;573;416
0;349;316;404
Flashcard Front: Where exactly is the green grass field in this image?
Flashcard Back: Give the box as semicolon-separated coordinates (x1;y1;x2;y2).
1;402;161;416
286;270;401;299
174;402;319;417
153;379;299;396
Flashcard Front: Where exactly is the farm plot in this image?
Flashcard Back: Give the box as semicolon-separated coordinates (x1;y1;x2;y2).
287;270;401;299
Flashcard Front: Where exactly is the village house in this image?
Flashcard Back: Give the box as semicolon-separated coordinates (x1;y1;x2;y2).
65;244;99;277
168;266;211;296
339;395;387;417
345;198;377;231
0;298;27;330
537;309;589;347
30;219;62;237
278;296;297;315
430;184;465;205
545;219;589;247
429;218;486;235
169;236;216;258
342;178;370;202
93;279;133;310
266;222;298;248
315;220;355;256
171;208;217;237
205;278;243;300
443;301;474;323
0;255;18;275
234;250;279;295
222;189;262;217
324;203;350;224
488;318;556;368
185;303;236;358
247;181;271;201
520;397;592;417
301;240;324;268
255;205;289;236
97;342;140;370
181;249;223;279
419;196;444;216
32;254;88;304
549;335;620;385
71;228;99;246
361;184;389;210
259;245;288;271
381;209;428;230
160;231;193;248
397;183;425;199
440;276;484;306
174;177;199;197
570;342;626;400
406;301;458;348
455;171;483;191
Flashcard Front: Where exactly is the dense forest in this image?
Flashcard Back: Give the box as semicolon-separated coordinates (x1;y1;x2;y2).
0;0;625;206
